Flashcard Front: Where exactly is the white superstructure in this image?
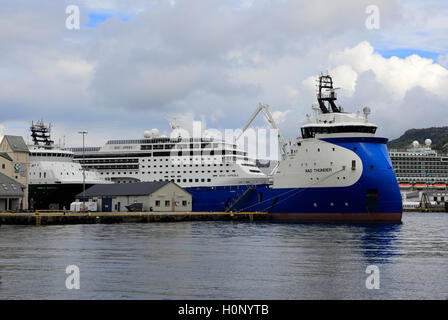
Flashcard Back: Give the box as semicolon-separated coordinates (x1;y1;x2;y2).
69;132;268;187
28;147;106;185
270;74;378;189
27;121;106;185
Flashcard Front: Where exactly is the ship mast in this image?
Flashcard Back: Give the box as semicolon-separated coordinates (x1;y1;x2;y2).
30;120;54;148
317;73;341;113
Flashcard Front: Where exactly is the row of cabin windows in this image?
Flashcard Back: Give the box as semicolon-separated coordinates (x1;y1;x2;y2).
106;138;217;145
180;178;210;183
101;170;233;175
107;139;238;149
141;143;232;150
117;178;211;184
76;152;247;159
301;126;377;138
31;153;73;158
33;172;77;177
84;160;238;168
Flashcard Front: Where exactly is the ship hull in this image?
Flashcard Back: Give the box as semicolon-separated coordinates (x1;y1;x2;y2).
188;137;403;223
28;183;97;210
271;212;402;222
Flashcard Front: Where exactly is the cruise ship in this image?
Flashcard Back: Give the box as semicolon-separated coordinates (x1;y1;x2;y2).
390;140;448;190
70;135;268;187
68;125;270;210
28;121;107;210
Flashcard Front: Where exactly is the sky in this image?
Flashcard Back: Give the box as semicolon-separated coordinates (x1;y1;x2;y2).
0;0;447;148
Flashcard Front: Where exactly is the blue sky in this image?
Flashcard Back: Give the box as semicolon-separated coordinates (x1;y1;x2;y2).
376;48;440;60
84;11;129;28
84;9;443;62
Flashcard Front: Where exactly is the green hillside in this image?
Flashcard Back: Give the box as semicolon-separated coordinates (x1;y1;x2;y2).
388;127;448;152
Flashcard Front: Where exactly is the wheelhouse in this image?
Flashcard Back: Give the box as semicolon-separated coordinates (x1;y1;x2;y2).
301;125;377;139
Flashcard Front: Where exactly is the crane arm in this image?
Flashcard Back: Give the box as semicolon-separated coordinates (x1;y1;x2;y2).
262;105;288;158
236;103;264;141
236;102;288;160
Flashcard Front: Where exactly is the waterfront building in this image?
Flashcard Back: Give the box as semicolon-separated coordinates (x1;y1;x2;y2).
0;135;30;209
76;181;192;212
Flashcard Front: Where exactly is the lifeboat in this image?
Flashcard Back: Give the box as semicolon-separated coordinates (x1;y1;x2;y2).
432;183;446;189
414;183;428;189
398;183;412;189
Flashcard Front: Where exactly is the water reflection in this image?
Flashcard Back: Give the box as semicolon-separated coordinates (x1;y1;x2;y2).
360;223;402;264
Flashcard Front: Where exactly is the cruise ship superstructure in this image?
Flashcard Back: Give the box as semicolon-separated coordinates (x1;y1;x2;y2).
69;128;269;188
390;140;448;190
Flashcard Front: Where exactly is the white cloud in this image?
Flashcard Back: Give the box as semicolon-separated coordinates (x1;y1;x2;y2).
55;59;94;78
302;64;358;99
438;54;448;68
297;40;448;138
271;110;292;125
326;41;448;100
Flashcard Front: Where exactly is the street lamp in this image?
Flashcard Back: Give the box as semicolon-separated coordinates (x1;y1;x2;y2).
78;131;88;206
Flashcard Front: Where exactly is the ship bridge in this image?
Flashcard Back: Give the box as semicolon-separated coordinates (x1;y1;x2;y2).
301;111;377;139
300;73;377;139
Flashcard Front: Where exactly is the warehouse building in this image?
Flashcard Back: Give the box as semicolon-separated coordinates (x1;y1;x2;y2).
0;135;30;210
76;181;192;212
0;172;26;211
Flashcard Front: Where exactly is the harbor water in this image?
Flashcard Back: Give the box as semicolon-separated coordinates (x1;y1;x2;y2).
0;212;447;299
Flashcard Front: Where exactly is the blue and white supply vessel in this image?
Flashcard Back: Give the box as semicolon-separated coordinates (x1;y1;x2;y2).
191;74;403;222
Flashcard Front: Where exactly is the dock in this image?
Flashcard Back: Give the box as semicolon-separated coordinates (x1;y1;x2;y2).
403;207;447;212
0;211;271;226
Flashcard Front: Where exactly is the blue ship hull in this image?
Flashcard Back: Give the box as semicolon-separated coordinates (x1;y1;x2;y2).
187;137;402;222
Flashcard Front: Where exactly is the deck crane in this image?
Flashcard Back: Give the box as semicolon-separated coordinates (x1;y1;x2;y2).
236;103;288;160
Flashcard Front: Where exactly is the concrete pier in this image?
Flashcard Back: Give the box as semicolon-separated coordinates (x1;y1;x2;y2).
0;211;271;226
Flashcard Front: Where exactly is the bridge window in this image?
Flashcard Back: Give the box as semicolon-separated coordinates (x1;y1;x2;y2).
301;125;377;138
